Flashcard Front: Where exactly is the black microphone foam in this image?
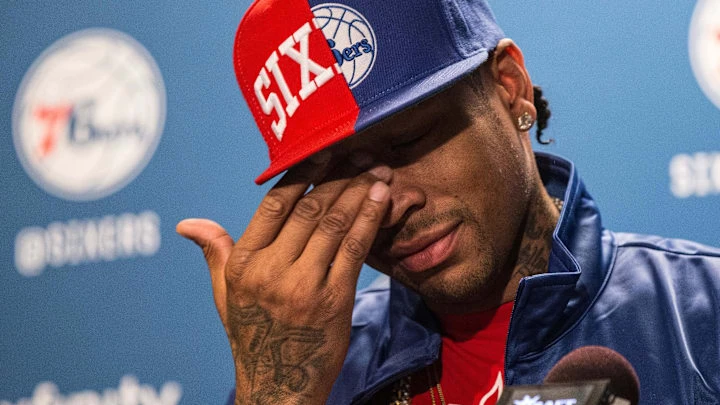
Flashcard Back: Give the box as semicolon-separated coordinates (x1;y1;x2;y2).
544;346;640;405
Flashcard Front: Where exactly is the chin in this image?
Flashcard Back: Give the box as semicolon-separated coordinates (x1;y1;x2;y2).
389;259;501;311
368;218;506;311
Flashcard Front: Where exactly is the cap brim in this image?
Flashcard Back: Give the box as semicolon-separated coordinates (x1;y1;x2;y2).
254;49;491;185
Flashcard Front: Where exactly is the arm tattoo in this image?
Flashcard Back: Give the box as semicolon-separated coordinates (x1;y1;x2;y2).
229;304;327;405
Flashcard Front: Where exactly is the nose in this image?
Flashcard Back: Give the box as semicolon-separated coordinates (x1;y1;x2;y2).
344;150;427;228
381;184;427;229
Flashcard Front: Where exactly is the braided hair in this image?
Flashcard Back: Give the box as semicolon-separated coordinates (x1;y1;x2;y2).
533;85;552;144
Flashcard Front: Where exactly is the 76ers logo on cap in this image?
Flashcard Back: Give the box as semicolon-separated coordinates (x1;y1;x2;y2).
690;0;720;111
12;28;166;201
312;3;377;89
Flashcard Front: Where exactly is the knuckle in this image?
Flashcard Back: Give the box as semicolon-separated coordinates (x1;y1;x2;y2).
225;248;255;284
293;195;325;222
358;201;382;223
318;208;353;235
258;272;284;296
258;192;290;219
318;288;353;319
288;291;314;313
341;236;370;261
275;280;315;311
318;288;340;309
347;174;375;193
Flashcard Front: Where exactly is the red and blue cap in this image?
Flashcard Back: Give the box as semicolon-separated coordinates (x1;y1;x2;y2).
234;0;504;184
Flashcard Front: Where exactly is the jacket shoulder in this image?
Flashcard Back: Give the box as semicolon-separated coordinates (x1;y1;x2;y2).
613;232;720;258
603;231;720;397
609;231;720;290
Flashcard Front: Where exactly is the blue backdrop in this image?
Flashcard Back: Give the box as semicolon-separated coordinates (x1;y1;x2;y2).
2;1;719;404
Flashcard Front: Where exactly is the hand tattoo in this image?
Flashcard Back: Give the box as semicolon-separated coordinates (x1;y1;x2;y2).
229;304;327;404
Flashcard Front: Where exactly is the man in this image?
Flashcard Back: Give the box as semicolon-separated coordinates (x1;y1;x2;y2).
177;0;720;403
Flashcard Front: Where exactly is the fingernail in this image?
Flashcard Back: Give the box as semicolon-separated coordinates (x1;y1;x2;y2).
368;165;392;183
350;152;373;168
368;181;390;202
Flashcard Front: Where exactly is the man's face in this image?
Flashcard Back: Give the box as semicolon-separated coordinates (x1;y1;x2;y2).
321;69;536;313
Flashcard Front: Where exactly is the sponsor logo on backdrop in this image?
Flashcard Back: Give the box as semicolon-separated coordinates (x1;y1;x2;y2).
0;375;181;405
14;211;161;277
312;3;377;89
669;152;720;198
689;0;720;110
12;28;166;201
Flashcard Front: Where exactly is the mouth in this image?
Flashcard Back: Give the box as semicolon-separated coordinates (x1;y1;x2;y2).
391;223;461;273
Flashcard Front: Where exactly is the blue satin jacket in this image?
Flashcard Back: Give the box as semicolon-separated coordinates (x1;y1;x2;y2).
326;153;720;404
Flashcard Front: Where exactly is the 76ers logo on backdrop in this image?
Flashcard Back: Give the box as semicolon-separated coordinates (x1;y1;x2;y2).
312;3;377;89
12;28;166;201
690;0;720;111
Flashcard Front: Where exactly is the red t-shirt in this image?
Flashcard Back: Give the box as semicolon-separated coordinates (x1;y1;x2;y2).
410;302;513;405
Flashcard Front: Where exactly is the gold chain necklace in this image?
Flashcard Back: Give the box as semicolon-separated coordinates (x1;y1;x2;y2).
389;361;446;405
389;375;412;405
426;363;446;405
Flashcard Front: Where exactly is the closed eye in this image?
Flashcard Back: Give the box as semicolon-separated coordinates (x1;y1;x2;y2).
391;134;423;149
390;122;437;150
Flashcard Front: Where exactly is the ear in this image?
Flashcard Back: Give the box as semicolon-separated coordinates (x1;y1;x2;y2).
490;39;536;131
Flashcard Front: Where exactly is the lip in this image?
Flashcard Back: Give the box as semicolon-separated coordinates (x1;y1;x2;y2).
392;223;461;273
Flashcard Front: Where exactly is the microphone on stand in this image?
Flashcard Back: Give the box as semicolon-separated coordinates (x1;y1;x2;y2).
496;346;640;405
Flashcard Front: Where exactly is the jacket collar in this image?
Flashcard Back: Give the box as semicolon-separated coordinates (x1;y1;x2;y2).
503;153;615;383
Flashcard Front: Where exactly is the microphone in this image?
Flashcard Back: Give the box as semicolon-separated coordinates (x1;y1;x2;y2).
496;346;640;405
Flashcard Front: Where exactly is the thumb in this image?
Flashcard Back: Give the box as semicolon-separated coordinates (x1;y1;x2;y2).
177;218;233;320
177;218;233;269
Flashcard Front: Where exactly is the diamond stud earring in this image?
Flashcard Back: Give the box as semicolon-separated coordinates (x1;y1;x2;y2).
517;112;535;132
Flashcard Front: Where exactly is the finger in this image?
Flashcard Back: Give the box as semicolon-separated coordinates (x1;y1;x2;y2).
299;166;392;272
268;156;373;260
177;218;234;319
327;181;391;288
238;155;330;251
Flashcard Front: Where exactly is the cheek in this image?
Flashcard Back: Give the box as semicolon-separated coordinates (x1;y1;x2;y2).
417;129;530;204
423;125;532;248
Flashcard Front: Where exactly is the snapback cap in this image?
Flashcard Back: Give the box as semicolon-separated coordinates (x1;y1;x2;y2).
234;0;504;184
